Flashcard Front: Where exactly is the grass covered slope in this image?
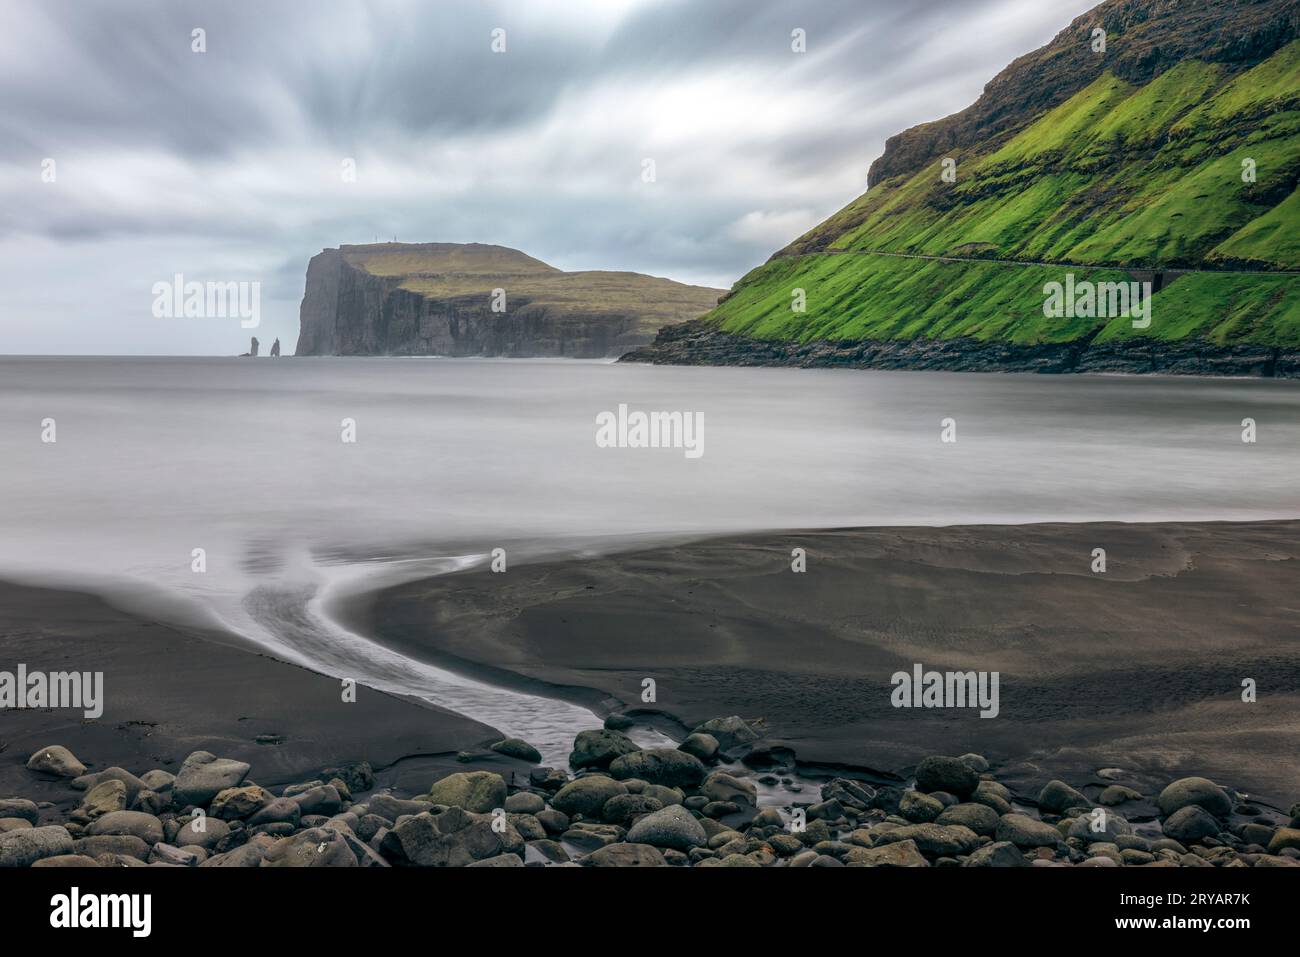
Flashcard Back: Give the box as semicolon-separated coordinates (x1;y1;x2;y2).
706;255;1120;345
710;254;1300;349
684;1;1300;363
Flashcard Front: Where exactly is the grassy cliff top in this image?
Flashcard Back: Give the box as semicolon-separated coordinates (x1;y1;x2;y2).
337;242;724;327
341;242;559;278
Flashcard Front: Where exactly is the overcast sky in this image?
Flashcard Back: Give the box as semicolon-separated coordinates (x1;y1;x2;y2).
1;0;1086;355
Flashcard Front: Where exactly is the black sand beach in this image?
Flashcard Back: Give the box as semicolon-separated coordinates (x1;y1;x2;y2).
366;520;1300;808
0;581;498;804
4;520;1297;813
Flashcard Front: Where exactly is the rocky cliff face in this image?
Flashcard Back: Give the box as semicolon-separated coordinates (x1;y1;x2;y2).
295;243;722;358
861;0;1299;194
623;318;1300;377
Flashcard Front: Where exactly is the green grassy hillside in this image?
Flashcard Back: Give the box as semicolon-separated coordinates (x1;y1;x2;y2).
705;27;1300;351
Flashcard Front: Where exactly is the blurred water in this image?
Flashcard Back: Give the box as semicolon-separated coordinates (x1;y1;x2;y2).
1;356;1297;758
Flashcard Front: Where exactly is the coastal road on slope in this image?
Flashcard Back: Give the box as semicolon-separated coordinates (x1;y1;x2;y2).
803;248;1300;277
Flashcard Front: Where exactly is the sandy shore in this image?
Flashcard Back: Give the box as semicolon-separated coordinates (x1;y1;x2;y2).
365;520;1300;807
0;581;499;803
3;520;1296;812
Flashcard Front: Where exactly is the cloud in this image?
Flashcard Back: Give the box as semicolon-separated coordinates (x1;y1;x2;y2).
0;0;1086;354
727;209;821;248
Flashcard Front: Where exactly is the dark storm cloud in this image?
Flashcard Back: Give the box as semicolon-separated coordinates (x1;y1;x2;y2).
0;0;1087;354
5;0;938;156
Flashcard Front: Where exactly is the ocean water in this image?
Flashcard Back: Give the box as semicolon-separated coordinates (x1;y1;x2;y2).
2;356;1298;762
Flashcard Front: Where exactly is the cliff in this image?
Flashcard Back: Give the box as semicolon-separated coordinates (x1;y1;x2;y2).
625;0;1300;376
295;242;723;358
861;0;1300;194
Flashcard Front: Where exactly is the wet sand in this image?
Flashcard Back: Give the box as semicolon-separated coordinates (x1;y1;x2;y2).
0;581;499;803
366;520;1300;806
3;520;1296;810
